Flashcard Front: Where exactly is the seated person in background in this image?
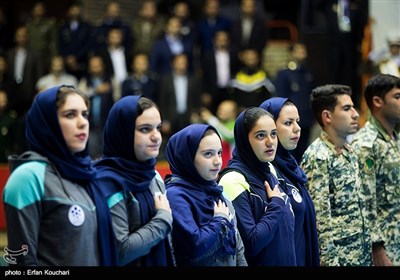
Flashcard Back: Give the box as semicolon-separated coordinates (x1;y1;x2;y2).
229;48;275;110
274;43;316;162
0;89;18;162
36;55;78;93
121;52;159;101
78;55;114;159
196;99;239;168
366;32;400;77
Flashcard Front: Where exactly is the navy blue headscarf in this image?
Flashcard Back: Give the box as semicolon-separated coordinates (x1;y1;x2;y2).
165;124;236;257
260;98;307;185
260;97;320;266
26;85;117;266
95;95;171;266
227;108;280;191
166;124;222;191
96;95;156;196
26;85;96;182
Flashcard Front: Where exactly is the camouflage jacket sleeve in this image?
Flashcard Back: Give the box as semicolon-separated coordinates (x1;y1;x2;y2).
301;142;339;266
352;122;393;245
352;143;381;244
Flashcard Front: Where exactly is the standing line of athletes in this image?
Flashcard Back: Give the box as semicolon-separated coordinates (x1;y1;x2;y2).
2;72;399;267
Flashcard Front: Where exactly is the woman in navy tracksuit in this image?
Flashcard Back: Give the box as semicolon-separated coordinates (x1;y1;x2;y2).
219;107;296;266
164;124;247;266
260;97;320;266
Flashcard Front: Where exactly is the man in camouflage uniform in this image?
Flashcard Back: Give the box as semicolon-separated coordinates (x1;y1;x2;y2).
351;74;400;266
300;84;372;266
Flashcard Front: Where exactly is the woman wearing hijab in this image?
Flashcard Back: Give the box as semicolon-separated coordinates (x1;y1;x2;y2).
218;107;296;266
164;123;247;266
3;85;117;266
94;95;175;266
260;97;320;266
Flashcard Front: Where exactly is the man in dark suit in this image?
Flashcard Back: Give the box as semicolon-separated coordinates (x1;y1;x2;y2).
57;2;92;80
229;0;268;56
316;0;368;109
159;54;201;139
6;26;45;117
149;16;194;77
201;30;239;113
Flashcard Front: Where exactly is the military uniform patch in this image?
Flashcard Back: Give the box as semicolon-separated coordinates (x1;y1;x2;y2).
365;158;374;175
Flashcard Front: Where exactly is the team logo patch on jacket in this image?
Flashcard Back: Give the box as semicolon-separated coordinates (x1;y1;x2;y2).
68;205;85;226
